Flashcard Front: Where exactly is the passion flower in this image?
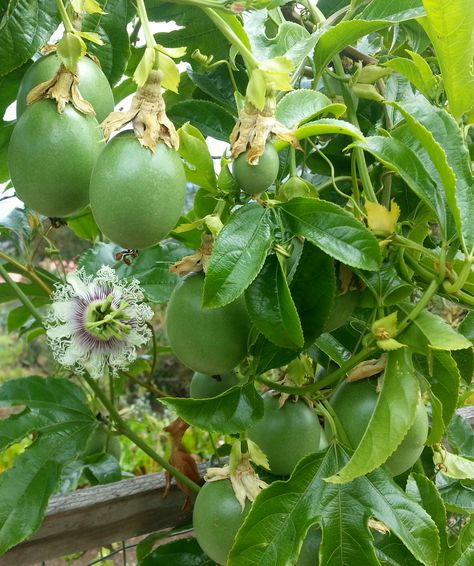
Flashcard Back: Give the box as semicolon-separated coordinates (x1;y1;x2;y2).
45;266;153;378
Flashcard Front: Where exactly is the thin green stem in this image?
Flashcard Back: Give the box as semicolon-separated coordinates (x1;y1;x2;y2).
318;176;354;192
396;279;440;336
332;56;378;203
148;322;158;380
56;0;75;32
122;370;168;398
202;8;258;71
0;263;44;325
83;373;200;493
392;235;440;262
289;146;298;177
0;251;52;294
136;0;156;48
256;345;377;395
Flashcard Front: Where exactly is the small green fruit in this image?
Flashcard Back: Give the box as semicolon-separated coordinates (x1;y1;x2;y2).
248;393;323;476
166;274;251;375
232;142;279;195
8;100;103;217
190;372;239;399
193;479;251;565
17;53;114;122
89;131;186;249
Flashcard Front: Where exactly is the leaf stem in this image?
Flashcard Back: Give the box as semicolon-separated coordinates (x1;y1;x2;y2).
56;0;75;33
0;263;44;325
201;8;258;72
83;373;201;493
136;0;156;49
0;251;52;294
396;278;440;336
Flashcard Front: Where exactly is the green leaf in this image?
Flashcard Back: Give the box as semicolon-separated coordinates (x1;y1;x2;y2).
6;305;30;332
327;349;420;484
406;473;449;559
275;118;366;149
177;122;217;192
399;305;472;351
290;242;336;346
350;136;446;228
358;264;413;306
245;254;304;349
315;333;351;367
229;444;439;566
168;100;234;141
449;517;474;566
141;537;214;566
159;383;264;435
249;334;300;374
84;453;122;485
314;0;425;76
433;446;474;480
437;477;474;515
67;207;101;243
447;414;474;459
0;0;60;76
419;0;474;123
279;197;381;271
79;241;191;304
385;52;438;99
0;377;97;554
390;96;474;254
203;203;275;308
275;89;345;129
82;0;131;85
430;351;460;429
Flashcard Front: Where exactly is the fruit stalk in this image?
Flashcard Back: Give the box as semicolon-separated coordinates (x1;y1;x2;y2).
136;0;157;50
55;0;75;33
83;372;201;493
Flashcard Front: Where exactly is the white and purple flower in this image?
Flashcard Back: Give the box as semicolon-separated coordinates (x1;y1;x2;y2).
45;266;153;379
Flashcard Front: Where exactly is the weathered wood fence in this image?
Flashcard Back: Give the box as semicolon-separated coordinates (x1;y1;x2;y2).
2;408;473;565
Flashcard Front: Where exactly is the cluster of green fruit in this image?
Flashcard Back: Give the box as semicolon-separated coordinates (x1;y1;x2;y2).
8;54;186;250
165;273;429;565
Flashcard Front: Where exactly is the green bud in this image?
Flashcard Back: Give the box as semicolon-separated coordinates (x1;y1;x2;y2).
356;65;391;84
352;83;384;102
279;177;319;202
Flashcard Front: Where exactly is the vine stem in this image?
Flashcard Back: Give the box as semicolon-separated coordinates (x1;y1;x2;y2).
201;8;259;72
55;0;75;33
83;373;201;494
396;278;440;336
443;259;473;294
136;0;156;49
0;251;52;294
0;263;44;325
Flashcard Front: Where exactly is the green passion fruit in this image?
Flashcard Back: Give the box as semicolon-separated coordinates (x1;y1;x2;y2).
17;54;114;122
166;273;251;375
190;371;239;399
232;142;279;195
84;426;121;461
193;479;251;565
248;393;323;476
8;100;103;217
330;378;429;476
89;131;186;249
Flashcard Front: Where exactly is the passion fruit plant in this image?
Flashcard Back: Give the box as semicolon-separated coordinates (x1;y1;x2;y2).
0;0;473;563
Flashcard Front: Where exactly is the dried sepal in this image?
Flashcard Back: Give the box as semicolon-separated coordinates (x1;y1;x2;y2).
26;64;95;115
100;69;178;151
230;98;299;163
347;353;388;383
169;234;214;276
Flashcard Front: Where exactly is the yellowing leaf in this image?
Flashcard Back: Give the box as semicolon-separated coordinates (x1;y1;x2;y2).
366;199;400;235
247;439;270;470
57;32;86;73
83;0;105;13
157;52;180;93
156;44;187;59
77;31;104;46
246;69;267;110
259;56;294;75
133;46;155;87
433;444;474;479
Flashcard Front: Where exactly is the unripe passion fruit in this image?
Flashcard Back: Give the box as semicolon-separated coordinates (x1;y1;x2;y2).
85;426;121;461
232;142;279;195
166;274;251;375
193;479;251;565
330;378;429;476
89;131;186;249
17;54;115;122
248;393;323;476
8;100;103;217
190;371;239;398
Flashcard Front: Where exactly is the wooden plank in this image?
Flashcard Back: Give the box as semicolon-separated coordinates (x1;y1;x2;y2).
0;466;204;566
